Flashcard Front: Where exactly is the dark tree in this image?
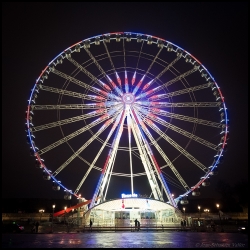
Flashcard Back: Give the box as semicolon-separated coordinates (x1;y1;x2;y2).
216;179;247;212
233;179;248;212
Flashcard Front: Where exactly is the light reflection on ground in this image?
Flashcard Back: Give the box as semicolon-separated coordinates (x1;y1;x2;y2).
2;232;248;248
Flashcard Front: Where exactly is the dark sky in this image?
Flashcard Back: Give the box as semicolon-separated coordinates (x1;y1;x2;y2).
2;2;248;202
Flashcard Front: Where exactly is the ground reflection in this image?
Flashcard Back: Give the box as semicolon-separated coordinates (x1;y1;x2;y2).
2;232;248;248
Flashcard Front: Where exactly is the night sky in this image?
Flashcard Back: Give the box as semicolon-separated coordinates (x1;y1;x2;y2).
2;2;248;203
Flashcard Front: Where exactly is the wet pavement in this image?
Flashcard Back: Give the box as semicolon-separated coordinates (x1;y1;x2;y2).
2;231;248;248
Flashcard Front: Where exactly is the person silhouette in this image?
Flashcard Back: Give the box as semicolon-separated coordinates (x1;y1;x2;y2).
137;220;140;231
183;219;187;228
35;221;39;233
32;221;36;233
134;219;138;231
90;219;93;231
181;219;184;230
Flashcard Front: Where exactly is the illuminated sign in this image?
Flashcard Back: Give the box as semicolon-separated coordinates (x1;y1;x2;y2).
121;193;138;198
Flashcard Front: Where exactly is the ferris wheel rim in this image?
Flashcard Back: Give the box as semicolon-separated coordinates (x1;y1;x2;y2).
25;31;229;203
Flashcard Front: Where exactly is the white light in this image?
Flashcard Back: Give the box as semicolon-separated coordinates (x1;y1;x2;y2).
121;193;138;198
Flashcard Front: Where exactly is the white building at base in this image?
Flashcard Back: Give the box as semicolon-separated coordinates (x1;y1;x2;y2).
82;198;182;227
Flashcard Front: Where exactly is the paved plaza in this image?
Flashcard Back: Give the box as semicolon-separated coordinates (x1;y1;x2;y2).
2;231;248;248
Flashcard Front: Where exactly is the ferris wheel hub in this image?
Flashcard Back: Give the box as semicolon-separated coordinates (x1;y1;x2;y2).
122;93;135;104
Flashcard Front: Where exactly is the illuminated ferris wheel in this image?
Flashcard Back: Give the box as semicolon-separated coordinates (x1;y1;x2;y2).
25;32;229;209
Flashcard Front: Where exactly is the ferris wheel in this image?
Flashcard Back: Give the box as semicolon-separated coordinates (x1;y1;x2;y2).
25;32;229;208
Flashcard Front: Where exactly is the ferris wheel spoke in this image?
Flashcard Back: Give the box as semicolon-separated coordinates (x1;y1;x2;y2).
31;104;104;110
142;55;182;92
134;111;190;190
99;112;127;202
161;171;186;191
51;68;116;99
124;70;129;93
130;111;163;199
136;107;218;150
84;47;123;97
129;111;162;200
147;107;222;128
131;109;176;207
67;56;112;92
135;101;221;108
131;39;145;86
38;84;107;102
37;108;121;155
136;67;198;100
31;102;122;110
53;117;114;176
30;109;107;132
122;39;129;93
89;110;127;208
127;114;134;194
148;82;211;101
103;41;122;87
133;47;163;95
102;141;121;202
103;149;117;201
142;117;208;172
161;166;187;186
74;112;123;194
